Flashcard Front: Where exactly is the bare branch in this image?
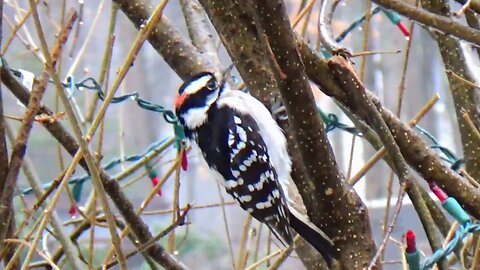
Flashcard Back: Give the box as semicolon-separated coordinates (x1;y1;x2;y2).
0;10;77;251
248;1;377;267
298;39;480;219
420;0;480;181
371;0;480;47
113;0;212;80
1;47;188;270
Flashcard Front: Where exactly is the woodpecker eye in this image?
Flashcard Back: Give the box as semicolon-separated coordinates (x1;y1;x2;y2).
206;79;218;90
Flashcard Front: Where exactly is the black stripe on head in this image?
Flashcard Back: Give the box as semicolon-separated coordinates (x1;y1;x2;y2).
180;88;217;113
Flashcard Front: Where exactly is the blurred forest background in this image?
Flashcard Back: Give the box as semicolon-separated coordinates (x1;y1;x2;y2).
0;0;479;269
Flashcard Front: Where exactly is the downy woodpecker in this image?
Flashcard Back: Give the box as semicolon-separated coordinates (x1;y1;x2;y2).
174;71;337;266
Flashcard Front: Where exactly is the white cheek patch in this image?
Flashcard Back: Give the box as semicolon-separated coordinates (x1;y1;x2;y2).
181;107;209;129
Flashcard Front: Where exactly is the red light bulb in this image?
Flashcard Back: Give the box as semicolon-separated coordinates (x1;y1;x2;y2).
406;230;416;253
429;182;448;203
397;22;410;37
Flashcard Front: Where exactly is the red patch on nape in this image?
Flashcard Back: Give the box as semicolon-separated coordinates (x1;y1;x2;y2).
175;93;189;110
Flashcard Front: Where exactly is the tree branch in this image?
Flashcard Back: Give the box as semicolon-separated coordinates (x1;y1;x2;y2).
197;1;329;267
0;61;188;270
113;0;212;80
0;0;7;207
248;1;377;268
197;0;279;105
298;39;480;219
420;0;480;181
0;0;11;264
371;0;480;47
0;10;77;251
180;0;221;71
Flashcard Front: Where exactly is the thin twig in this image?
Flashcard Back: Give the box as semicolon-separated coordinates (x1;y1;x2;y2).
350;50;401;57
65;0;107;125
65;201;237;228
168;147;183;253
266;245;294;270
368;182;407;269
471;234;480;268
291;0;316;28
245;249;283;270
88;190;97;269
64;0;105;79
1;0;40;54
252;222;263;270
0;9;77;255
11;0;44;62
215;180;237;270
103;152;181;266
2;14;44;62
446;69;480;89
5;239;60;270
101;205;192;270
463;110;480;143
0;0;8;261
264;34;287;80
237;215;253;269
349;94;440;185
383;11;416;261
84;4;118;122
67;0;83;57
27;1;128;268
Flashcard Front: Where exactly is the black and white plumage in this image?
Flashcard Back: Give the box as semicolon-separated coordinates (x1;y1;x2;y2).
174;72;337;266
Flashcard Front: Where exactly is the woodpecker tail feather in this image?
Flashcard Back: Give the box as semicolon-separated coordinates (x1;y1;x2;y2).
288;209;338;268
264;213;294;248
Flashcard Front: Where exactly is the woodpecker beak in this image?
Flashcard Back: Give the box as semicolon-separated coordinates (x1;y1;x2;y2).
219;64;235;89
174;92;189;110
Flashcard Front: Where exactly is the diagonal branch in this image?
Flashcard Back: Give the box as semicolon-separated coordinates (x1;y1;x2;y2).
0;1;11;264
0;59;188;270
115;0;379;267
180;0;221;71
297;39;480;219
197;0;327;267
0;10;77;251
247;1;377;268
113;0;212;80
371;0;480;47
420;0;480;181
0;0;7;203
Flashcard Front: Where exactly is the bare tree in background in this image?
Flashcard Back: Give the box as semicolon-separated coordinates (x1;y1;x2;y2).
0;0;479;269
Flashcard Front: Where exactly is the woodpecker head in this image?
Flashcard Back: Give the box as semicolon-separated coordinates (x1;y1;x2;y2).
175;72;222;129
